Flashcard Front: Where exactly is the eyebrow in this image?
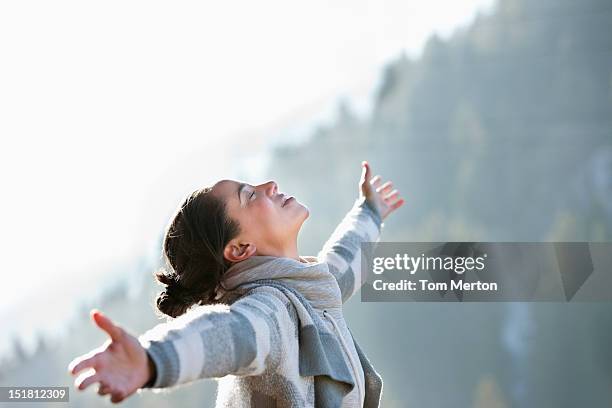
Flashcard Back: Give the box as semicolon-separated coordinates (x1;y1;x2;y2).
238;182;246;205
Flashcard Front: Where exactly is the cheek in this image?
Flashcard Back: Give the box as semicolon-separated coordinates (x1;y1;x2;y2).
253;201;281;224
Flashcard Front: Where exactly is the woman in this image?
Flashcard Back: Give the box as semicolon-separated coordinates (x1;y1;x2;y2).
68;160;404;407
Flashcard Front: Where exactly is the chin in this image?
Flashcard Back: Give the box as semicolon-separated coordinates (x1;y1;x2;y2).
298;203;310;219
291;205;309;227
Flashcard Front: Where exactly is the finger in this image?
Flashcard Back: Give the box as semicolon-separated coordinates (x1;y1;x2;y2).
384;189;400;201
389;197;405;211
111;390;126;404
91;309;124;342
75;370;101;391
98;383;112;396
370;175;382;188
376;181;393;195
68;349;103;375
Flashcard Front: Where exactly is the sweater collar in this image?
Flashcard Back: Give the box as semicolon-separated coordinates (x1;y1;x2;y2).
217;255;342;310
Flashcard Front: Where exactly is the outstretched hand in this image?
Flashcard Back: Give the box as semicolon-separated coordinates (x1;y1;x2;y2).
67;309;153;404
359;160;405;221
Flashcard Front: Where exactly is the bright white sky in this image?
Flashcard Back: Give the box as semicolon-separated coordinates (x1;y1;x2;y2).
0;0;495;350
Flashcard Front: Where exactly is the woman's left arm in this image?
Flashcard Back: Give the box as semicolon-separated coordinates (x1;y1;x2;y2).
317;161;404;304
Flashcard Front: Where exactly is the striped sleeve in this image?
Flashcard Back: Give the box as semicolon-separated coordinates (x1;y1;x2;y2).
138;287;297;389
316;196;384;304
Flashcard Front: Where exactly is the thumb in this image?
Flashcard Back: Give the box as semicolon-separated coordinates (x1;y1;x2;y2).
91;309;124;342
361;161;370;182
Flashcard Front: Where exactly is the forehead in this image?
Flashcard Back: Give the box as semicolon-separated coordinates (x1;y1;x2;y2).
212;179;242;206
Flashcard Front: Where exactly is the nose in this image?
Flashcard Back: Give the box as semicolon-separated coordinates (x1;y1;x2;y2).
262;180;278;196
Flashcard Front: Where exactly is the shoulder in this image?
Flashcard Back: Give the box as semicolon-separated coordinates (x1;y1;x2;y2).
240;286;296;314
231;286;300;332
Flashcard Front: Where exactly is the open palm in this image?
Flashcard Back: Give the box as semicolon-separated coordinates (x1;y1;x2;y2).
359;160;405;221
67;309;152;404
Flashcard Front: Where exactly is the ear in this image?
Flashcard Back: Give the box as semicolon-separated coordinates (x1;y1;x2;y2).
223;240;257;263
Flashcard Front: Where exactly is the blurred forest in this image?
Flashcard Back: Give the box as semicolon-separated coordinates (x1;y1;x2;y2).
2;0;611;406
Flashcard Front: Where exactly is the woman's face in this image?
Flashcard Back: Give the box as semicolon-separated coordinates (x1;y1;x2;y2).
211;179;309;261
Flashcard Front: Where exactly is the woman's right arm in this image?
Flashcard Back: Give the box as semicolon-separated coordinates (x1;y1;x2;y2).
139;287;296;388
68;288;296;401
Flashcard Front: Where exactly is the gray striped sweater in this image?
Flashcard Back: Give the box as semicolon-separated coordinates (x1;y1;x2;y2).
138;196;384;407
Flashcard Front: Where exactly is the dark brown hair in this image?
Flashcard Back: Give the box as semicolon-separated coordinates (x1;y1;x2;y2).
154;186;240;318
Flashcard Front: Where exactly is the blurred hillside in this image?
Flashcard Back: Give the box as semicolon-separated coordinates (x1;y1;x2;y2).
272;0;612;246
2;0;611;407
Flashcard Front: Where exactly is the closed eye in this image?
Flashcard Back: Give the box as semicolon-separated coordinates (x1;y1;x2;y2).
250;191;255;200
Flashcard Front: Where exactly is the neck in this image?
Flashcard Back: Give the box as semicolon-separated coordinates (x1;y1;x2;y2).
257;240;301;262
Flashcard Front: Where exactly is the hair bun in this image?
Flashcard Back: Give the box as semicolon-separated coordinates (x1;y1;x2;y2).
155;268;179;287
154;269;191;318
